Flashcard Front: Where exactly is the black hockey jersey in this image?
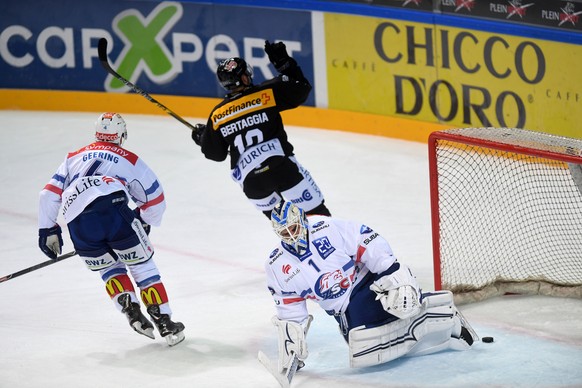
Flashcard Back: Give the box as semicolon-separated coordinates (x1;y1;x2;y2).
200;68;312;171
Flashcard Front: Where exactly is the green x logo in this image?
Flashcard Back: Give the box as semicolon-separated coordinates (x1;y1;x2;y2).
106;2;182;91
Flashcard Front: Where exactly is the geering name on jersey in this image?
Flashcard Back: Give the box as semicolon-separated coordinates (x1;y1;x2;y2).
82;152;119;163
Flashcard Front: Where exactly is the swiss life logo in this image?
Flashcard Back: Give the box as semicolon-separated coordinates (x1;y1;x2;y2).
104;2;183;92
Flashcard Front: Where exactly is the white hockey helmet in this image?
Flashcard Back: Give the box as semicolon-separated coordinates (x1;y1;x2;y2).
95;112;127;146
271;200;309;255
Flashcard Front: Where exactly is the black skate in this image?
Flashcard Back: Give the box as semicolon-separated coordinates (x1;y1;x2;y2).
146;304;185;346
118;293;155;339
455;310;479;346
459;326;474;346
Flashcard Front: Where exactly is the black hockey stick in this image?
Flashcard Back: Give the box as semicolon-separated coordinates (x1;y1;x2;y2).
97;38;196;132
0;250;77;284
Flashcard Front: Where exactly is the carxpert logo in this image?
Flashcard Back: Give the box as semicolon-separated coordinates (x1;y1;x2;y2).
103;1;303;93
104;2;183;92
1;1;309;98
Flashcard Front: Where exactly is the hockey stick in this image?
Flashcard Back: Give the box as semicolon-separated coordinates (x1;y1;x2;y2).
97;38;197;132
0;250;77;284
258;350;300;388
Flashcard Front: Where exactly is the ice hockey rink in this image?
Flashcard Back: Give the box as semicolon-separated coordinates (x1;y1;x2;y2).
1;110;581;388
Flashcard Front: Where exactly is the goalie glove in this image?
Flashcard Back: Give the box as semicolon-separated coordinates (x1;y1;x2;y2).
370;263;421;320
38;225;63;260
272;315;313;373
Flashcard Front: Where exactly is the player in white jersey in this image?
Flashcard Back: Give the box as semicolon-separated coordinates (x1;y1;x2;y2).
38;112;184;346
264;200;477;372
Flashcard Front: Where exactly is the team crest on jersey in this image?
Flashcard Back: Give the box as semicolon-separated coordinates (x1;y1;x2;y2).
314;269;350;300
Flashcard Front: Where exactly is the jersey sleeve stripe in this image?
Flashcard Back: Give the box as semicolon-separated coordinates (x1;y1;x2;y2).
43;183;63;196
356;245;366;263
141;192;165;210
145;180;160;195
342;260;355;271
283;297;305;305
51;173;66;183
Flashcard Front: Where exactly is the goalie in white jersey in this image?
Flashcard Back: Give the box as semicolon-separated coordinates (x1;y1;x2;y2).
264;200;477;372
37;112;184;346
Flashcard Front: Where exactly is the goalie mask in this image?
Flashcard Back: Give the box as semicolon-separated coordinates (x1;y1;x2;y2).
216;57;253;91
271;200;309;255
95;112;127;146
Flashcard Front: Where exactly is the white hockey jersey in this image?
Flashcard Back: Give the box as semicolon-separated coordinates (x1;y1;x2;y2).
39;142;166;228
264;215;397;325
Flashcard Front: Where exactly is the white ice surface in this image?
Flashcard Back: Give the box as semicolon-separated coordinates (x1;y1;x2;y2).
0;111;581;388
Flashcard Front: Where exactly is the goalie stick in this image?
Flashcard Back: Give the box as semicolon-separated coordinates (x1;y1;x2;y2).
258;350;300;388
97;38;197;132
0;250;77;284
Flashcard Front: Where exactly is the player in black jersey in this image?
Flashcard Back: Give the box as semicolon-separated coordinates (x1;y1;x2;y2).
191;41;331;219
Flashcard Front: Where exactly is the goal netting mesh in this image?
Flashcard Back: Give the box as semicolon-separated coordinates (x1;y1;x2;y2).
429;127;582;304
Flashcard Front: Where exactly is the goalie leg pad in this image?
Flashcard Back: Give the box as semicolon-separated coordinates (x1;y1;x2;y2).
408;291;476;355
419;291;479;349
349;291;474;368
349;316;417;368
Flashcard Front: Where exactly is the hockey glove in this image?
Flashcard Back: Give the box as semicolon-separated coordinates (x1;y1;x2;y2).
133;208;151;235
265;40;297;73
38;225;63;260
191;123;206;146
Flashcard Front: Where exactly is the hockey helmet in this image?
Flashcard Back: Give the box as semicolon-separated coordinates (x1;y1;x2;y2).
271;200;309;255
216;57;253;91
95;112;127;146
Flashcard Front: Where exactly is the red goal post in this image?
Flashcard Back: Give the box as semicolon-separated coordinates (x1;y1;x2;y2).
428;127;582;304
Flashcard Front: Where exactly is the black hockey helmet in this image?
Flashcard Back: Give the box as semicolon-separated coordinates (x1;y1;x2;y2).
216;57;253;91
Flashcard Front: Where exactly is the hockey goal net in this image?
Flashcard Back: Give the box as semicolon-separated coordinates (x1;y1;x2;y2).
429;127;582;304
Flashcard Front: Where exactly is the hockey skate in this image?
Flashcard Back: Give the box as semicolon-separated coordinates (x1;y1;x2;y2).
118;293;155;339
146;304;185;346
